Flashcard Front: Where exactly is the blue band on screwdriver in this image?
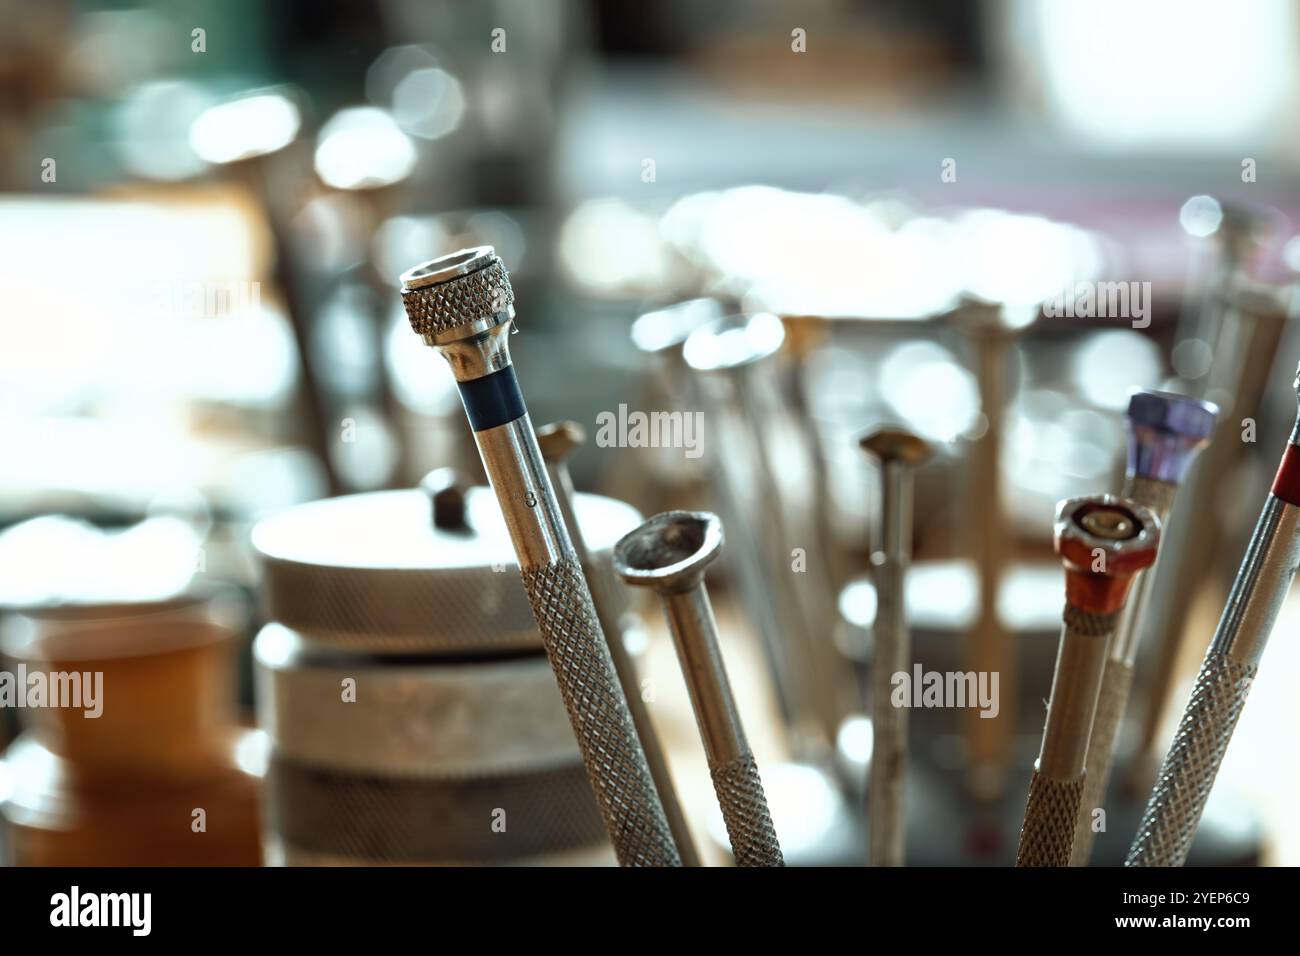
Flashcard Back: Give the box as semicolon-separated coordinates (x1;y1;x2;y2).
458;366;527;432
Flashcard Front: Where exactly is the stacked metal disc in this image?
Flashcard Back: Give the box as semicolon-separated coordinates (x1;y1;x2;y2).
251;477;640;865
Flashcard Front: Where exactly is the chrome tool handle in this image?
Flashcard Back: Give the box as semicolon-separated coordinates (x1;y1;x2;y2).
1070;657;1134;865
520;556;681;867
1016;768;1084;867
710;751;784;868
400;248;681;867
1021;495;1159;869
1125;653;1256;867
613;512;783;867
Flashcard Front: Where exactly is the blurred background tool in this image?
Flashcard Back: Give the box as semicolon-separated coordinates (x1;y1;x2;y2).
683;312;854;754
683;310;860;865
950;299;1034;807
251;475;638;865
536;420;700;865
401;246;681;866
640;301;808;741
1017;495;1159;867
1071;389;1216;865
614;511;783;867
1128;363;1300;867
189;86;342;495
1126;278;1294;802
859;427;932;867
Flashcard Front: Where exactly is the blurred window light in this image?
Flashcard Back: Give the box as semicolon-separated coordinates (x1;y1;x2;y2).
631;299;725;354
392;68;465;140
464;212;526;270
190;92;301;165
1071;330;1162;410
953;210;1102;309
0;516;200;607
1180;195;1225;239
841;560;1062;633
836;715;873;766
665;186;961;318
374;216;451;285
386;306;459;415
330;404;399;491
558;198;673;294
1015;0;1298;148
879;342;979;442
114;80;214;181
0;198;264;414
682;313;785;372
315;108;417;191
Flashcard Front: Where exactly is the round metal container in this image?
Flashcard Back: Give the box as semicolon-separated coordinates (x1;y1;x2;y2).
251;486;637;655
252;485;640;865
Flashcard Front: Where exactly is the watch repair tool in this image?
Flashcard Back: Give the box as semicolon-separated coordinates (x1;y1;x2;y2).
684;312;854;754
949;299;1029;801
613;511;784;867
1127;363;1300;867
535;420;700;866
1016;495;1160;867
190;88;340;494
859;428;932;867
399;247;680;866
1070;391;1217;865
1127;282;1291;797
251;478;639;865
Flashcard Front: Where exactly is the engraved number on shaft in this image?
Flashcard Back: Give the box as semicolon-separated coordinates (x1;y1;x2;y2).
525;490;537;508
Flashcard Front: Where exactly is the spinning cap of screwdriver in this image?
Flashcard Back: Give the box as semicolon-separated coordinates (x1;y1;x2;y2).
1125;390;1219;484
1055;495;1160;614
401;247;515;346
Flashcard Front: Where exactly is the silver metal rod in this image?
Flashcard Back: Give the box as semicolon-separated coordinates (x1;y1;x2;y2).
1016;495;1159;867
614;511;784;867
859;428;931;867
535;420;701;867
684;313;855;754
399;247;680;867
1127;370;1300;866
637;301;812;745
1128;283;1289;797
949;299;1023;800
1070;391;1217;865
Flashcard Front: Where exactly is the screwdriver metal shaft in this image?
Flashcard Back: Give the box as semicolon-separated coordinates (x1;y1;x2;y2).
536;420;701;866
1017;495;1159;867
614;511;783;867
400;247;680;866
859;428;932;867
1069;391;1216;865
1127;363;1300;867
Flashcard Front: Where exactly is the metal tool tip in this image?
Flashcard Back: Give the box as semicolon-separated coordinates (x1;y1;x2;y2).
612;511;723;592
858;427;932;467
536;420;587;463
1054;494;1160;577
1126;389;1219;438
399;246;514;342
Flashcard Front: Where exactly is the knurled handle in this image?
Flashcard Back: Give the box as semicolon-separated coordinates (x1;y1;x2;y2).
1125;653;1256;867
1016;768;1084;867
1070;657;1135;865
709;751;784;867
519;557;682;867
